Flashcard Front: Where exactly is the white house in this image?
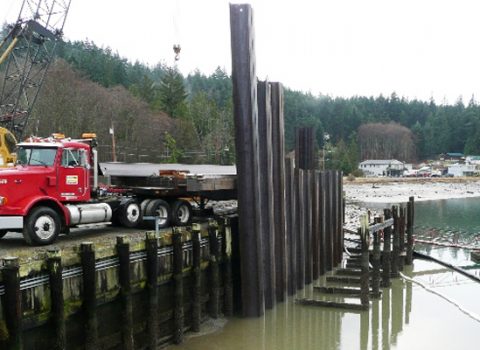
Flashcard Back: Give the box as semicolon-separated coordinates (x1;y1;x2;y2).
358;159;405;177
447;164;476;177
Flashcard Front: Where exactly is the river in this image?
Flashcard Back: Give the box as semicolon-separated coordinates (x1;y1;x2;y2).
166;197;480;349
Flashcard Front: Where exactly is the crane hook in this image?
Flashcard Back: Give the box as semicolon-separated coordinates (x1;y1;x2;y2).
173;44;181;61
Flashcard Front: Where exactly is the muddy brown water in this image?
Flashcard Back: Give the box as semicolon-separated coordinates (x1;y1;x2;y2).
167;260;480;350
168;196;480;350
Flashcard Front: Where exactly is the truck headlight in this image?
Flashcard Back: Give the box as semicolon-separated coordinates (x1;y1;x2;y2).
0;196;7;205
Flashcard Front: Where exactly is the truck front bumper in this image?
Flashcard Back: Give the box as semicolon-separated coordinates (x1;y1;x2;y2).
0;216;23;230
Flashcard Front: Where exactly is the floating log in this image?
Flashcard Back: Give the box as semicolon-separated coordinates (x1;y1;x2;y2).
296;298;369;311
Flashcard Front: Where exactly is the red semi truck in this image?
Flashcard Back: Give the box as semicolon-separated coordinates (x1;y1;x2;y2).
0;134;234;246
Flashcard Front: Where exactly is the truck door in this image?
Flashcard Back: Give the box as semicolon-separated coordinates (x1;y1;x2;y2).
57;148;90;202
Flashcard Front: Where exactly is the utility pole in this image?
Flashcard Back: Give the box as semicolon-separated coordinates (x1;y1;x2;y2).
110;123;117;162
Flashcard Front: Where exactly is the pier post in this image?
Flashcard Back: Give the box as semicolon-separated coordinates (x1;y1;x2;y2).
399;205;406;271
208;221;221;318
172;229;184;344
271;81;287;301
359;227;370;309
285;157;297;295
312;171;320;280
371;217;381;298
319;171;327;276
296;168;306;288
145;232;158;349
257;80;275;309
381;210;392;288
222;218;234;316
304;170;312;284
391;206;400;278
1;257;22;350
406;197;414;265
116;236;134;350
230;3;265;317
47;248;66;350
325;171;333;271
191;224;202;331
80;242;98;350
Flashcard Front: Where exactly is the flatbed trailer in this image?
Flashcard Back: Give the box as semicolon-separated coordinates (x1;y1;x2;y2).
0;135;237;246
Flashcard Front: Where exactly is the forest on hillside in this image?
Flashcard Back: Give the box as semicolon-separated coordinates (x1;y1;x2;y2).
4;36;480;173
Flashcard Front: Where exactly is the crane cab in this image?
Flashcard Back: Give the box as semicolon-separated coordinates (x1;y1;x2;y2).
0;127;17;167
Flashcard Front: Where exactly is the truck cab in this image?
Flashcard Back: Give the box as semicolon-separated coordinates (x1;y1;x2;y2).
0;135;134;245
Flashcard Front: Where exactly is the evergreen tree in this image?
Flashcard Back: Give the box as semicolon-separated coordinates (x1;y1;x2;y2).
154;67;187;118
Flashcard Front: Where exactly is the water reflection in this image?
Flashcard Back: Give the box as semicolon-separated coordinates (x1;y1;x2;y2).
170;260;480;350
414;197;480;250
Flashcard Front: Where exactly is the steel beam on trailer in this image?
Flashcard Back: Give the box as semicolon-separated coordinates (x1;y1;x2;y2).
230;3;265;317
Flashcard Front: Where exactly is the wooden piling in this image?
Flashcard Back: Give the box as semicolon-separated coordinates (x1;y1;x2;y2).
172;229;184;344
325;171;333;271
319;171;327;276
191;225;202;331
382;210;392;288
312;171;320;280
391;206;400;278
1;257;22;350
371;218;382;298
47;248;66;350
80;242;98;350
257;80;275;310
398;206;406;271
222;218;234;316
406;197;414;265
271;81;287;302
338;171;344;263
359;228;370;308
208;222;221;318
145;232;158;349
285;157;297;295
304;170;313;284
116;236;134;350
230;3;265;317
296;168;305;289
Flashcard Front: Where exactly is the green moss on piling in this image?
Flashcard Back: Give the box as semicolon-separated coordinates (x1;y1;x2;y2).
0;319;9;341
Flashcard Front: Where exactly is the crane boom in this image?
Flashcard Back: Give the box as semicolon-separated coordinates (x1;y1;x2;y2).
0;0;72;141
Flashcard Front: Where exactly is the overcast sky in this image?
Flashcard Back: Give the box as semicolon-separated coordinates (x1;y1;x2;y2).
2;0;480;104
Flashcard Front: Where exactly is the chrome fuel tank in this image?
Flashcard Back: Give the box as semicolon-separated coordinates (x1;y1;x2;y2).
66;203;112;225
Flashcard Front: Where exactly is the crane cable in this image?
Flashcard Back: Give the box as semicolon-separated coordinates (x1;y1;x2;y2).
172;0;181;62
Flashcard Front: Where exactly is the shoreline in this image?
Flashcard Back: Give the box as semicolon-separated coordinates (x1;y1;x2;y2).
344;178;480;204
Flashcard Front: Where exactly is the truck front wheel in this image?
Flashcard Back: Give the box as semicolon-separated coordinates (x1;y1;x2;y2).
23;206;61;246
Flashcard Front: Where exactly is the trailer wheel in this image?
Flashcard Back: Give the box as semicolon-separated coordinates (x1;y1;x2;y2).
139;199;153;227
23;206;61;246
0;230;7;239
146;199;170;229
171;200;192;226
117;199;142;228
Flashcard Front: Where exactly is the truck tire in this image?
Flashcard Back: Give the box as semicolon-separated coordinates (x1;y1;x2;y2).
23;206;61;246
171;200;192;226
117;199;142;228
139;199;153;227
0;230;7;239
145;199;170;229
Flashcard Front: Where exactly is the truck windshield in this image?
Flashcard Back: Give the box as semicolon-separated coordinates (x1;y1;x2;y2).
17;147;57;166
